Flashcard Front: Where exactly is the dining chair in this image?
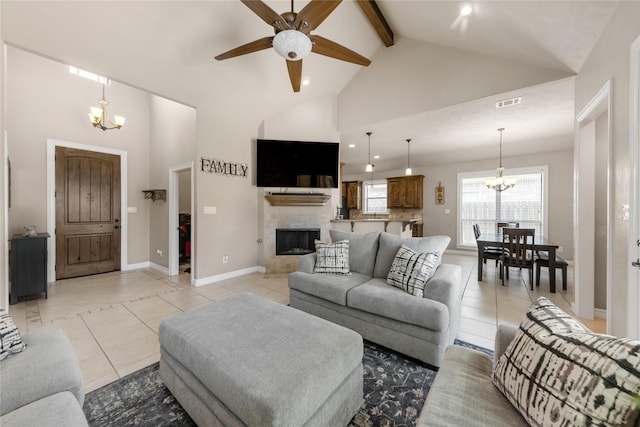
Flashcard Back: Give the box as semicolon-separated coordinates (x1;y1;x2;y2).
535;251;568;291
474;224;503;266
500;228;535;288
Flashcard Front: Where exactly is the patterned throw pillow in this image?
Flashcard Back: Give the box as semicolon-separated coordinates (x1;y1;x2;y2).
386;245;439;297
314;240;350;274
493;297;640;427
0;313;26;360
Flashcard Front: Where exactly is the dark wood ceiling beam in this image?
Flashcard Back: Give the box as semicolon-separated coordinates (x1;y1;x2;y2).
356;0;394;47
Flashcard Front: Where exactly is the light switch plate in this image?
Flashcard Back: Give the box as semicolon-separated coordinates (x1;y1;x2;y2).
127;206;138;214
204;206;217;215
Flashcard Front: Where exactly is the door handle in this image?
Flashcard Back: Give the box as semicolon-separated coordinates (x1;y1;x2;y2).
114;225;120;230
633;259;640;268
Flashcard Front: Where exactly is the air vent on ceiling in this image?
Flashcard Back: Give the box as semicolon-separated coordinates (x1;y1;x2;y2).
496;96;522;108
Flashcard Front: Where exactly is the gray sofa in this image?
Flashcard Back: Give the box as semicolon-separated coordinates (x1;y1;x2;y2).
0;326;88;427
417;325;527;426
288;230;463;367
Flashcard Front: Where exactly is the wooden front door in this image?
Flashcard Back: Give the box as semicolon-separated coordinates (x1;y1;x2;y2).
55;147;121;279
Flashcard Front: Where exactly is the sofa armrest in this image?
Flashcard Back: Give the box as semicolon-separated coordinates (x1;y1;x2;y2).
422;263;463;310
298;253;317;273
0;327;84;415
494;324;519;364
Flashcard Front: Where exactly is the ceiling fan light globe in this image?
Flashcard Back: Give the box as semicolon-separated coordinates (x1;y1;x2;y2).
273;30;311;61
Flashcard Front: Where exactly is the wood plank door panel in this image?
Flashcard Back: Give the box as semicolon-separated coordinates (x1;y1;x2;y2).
55;147;121;279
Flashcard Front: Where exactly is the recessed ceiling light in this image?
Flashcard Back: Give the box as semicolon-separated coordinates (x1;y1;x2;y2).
459;3;473;16
348;144;356;148
374;155;380;159
302;75;311;86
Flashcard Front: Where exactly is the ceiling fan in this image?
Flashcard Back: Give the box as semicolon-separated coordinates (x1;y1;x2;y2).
215;0;371;92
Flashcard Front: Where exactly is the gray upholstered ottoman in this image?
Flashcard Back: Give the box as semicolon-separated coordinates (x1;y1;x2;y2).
159;293;364;427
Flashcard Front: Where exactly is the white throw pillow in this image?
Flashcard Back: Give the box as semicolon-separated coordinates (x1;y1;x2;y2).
0;313;26;360
314;240;350;274
493;297;640;427
386;245;439;297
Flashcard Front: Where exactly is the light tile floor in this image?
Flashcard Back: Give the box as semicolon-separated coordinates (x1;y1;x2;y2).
7;253;604;393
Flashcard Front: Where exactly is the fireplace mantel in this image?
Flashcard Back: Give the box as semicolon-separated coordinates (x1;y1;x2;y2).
265;193;331;206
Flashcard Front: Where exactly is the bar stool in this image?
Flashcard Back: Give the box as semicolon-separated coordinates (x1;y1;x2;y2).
535;252;568;291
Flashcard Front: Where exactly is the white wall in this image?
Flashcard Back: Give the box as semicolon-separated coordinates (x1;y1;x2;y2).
148;95;196;268
5;46;152;267
575;1;640;335
345;148;574;259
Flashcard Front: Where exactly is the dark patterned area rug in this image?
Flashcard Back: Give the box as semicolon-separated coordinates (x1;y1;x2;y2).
83;340;492;427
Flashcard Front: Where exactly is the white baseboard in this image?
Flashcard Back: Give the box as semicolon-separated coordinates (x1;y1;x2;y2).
150;263;170;275
194;266;264;287
123;261;151;271
594;308;607;319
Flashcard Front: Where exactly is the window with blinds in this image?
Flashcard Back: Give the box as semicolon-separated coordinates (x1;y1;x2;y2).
363;180;388;214
458;167;547;247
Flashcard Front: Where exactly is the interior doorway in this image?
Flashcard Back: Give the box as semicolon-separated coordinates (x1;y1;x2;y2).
168;162;194;281
574;80;612;332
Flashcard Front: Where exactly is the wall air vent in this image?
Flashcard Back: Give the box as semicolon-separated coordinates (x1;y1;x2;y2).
496;96;522;108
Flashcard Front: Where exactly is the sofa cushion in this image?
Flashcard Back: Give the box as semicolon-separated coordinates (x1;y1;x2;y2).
329;230;380;276
347;278;448;331
493;297;640;427
0;313;26;360
0;392;88;427
288;271;371;306
387;246;439;297
314;240;350;274
417;345;527;427
374;233;450;278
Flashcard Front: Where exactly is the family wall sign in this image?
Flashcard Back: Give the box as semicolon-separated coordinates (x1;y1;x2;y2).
200;157;248;178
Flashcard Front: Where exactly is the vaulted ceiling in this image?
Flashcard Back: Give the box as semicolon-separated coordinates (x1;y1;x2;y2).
1;1;620;170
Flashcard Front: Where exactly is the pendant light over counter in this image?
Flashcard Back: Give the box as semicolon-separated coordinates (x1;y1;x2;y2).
405;138;412;176
365;132;374;173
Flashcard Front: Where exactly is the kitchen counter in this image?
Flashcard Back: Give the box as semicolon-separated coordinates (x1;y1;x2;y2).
330;218;420;236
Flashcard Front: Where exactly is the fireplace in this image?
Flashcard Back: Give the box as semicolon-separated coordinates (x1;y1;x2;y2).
276;228;320;256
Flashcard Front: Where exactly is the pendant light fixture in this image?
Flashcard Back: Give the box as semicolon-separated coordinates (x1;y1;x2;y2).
485;128;516;191
365;132;374;173
88;84;125;131
405;138;412;176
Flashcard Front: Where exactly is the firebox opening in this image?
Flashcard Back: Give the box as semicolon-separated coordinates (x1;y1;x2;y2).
276;228;320;256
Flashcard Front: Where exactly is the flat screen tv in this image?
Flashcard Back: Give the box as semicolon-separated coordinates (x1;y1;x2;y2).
256;139;339;189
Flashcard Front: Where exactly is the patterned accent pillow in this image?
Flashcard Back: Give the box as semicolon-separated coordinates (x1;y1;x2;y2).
386;245;439;297
493;297;640;427
0;313;26;360
314;240;350;274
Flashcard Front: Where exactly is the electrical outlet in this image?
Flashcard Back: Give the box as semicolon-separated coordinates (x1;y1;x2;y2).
157;249;163;257
222;255;229;264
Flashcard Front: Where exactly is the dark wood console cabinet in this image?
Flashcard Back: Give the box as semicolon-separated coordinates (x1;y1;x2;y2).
10;233;49;304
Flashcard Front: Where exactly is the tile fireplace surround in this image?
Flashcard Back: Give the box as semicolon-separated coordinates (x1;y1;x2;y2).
261;190;336;276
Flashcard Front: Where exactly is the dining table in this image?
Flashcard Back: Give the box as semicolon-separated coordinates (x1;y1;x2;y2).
476;232;561;293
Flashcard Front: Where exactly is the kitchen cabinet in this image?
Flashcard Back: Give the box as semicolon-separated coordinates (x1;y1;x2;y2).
343;181;361;210
386;175;424;209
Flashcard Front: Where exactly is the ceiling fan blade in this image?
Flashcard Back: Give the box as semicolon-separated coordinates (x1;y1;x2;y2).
286;60;302;92
294;0;342;33
310;35;371;66
240;0;289;31
215;37;273;61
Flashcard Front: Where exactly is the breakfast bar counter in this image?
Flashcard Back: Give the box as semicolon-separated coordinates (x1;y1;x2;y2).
330;218;419;237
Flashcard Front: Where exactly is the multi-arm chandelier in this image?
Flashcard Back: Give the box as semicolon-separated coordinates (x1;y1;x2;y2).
88;84;125;131
485;128;516;191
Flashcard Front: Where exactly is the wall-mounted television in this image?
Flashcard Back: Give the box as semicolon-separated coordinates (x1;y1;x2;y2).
256;139;339;189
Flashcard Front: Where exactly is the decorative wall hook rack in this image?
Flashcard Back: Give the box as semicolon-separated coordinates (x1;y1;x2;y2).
142;189;166;202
